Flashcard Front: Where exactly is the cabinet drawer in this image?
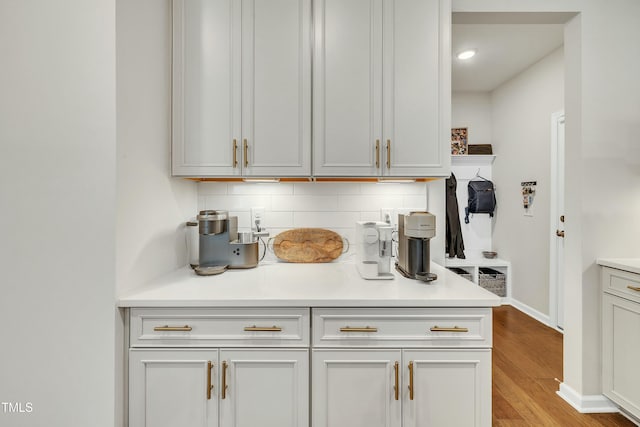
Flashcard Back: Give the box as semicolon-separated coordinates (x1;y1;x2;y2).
602;267;640;303
130;307;310;347
312;308;491;348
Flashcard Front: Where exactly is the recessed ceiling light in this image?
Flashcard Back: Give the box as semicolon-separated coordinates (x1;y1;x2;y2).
457;49;476;60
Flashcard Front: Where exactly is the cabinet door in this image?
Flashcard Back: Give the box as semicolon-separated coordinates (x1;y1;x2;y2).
129;349;218;427
241;0;311;176
312;349;402;427
313;0;383;176
172;0;241;176
403;349;491;427
219;349;309;427
602;294;640;419
382;0;450;177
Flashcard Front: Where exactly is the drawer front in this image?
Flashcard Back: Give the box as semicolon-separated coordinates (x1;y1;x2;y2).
130;307;310;347
603;267;640;303
312;308;491;348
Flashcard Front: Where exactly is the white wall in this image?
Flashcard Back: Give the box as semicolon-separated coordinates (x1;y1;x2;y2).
451;92;494;257
116;0;198;296
115;2;198;424
491;47;564;316
573;0;640;400
452;92;493;145
454;0;640;403
0;1;116;426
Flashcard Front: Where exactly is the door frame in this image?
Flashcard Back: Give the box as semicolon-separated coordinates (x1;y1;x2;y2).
549;110;565;332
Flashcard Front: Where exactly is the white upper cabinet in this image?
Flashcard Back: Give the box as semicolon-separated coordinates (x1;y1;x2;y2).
173;0;240;176
383;0;450;176
312;0;383;176
172;0;311;177
314;0;451;177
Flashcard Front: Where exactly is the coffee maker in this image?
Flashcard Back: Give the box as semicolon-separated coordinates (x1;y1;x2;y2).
355;221;394;280
197;210;259;270
396;212;437;281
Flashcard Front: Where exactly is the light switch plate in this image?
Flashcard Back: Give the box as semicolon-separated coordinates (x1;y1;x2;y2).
251;207;265;231
380;208;395;227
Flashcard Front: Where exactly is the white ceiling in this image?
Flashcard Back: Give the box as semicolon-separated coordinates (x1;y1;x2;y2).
452;24;564;92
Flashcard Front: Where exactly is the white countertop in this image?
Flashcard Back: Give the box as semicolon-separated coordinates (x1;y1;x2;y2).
597;258;640;275
118;262;501;308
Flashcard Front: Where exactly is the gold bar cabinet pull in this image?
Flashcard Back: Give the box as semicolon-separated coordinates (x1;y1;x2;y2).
233;139;238;168
339;326;378;333
243;139;249;167
394;361;399;400
243;325;282;332
221;361;228;399
628;285;640;292
386;140;391;169
429;326;468;333
207;361;214;400
408;361;414;400
375;139;380;168
153;325;192;332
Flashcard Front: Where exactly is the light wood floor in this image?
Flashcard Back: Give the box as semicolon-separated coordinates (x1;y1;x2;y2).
492;305;636;426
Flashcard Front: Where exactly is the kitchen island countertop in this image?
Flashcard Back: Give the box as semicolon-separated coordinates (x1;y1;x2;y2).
118;262;501;308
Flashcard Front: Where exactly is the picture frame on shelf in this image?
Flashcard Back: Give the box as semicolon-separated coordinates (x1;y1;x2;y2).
451;127;468;155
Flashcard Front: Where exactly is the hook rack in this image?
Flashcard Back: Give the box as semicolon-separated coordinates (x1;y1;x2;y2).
521;181;537;212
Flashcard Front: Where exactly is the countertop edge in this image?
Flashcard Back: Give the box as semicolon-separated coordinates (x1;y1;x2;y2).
118;298;502;308
597;258;640;275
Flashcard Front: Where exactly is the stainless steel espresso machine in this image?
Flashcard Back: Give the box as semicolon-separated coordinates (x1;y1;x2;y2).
396;212;437;282
196;210;259;274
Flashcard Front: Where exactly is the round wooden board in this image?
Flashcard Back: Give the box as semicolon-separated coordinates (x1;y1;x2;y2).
272;228;344;263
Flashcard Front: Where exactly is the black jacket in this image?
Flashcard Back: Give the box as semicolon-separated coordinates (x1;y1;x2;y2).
445;173;465;259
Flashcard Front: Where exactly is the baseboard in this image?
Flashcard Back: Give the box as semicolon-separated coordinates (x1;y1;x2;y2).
620;408;640;426
507;298;552;328
557;383;620;413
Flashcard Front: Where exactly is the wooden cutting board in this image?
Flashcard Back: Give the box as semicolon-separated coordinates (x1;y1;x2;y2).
272;228;344;263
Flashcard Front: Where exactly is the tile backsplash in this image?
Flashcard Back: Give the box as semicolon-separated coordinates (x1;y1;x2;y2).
197;181;428;260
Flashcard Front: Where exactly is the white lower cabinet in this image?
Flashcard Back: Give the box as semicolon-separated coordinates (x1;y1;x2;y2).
219;349;309;427
602;267;640;420
129;348;309;427
403;349;491;427
129;349;219;427
312;349;402;427
311;308;492;427
312;349;490;427
128;308;310;427
128;307;491;427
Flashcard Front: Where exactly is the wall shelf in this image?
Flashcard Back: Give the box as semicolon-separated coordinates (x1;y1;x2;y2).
444;256;510;303
451;154;496;165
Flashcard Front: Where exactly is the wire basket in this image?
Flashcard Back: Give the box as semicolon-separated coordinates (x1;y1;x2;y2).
479;267;506;297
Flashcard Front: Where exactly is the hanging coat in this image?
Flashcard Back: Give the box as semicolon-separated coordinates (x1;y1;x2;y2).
446;173;466;259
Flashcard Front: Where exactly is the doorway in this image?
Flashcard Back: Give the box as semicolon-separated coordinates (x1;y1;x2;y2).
550;110;565;331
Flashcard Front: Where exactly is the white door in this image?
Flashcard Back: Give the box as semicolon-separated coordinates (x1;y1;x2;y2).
129;349;218;427
313;0;383;176
312;349;402;427
403;349;491;427
550;111;565;330
383;0;450;177
241;0;311;176
172;0;241;177
219;349;309;427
